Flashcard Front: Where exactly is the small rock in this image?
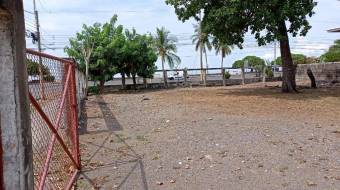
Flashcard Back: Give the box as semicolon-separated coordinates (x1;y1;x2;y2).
112;184;119;189
185;164;190;169
169;179;176;183
306;181;317;186
204;155;213;161
258;164;264;168
208;118;213;120
141;97;150;101
156;181;164;185
166;120;170;123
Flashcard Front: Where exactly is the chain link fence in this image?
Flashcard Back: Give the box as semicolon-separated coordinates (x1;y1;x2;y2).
26;49;81;190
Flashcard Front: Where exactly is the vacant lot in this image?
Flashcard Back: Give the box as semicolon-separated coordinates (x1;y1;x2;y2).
77;82;340;190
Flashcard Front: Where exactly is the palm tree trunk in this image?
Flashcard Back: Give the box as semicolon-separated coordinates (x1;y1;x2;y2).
200;44;204;82
221;55;224;69
241;67;245;85
162;57;168;88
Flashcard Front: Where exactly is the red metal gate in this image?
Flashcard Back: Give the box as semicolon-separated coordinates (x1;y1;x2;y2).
26;49;81;189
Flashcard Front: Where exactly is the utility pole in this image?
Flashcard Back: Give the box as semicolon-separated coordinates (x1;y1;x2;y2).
33;0;46;99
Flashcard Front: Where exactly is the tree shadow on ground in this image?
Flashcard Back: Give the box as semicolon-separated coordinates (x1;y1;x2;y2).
216;85;340;101
75;96;148;190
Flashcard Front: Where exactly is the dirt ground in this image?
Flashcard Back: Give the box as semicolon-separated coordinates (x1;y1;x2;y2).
76;82;340;190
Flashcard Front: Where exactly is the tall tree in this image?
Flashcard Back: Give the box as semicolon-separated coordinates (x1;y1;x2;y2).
65;23;100;97
213;38;233;69
166;0;317;92
153;27;181;88
192;23;212;80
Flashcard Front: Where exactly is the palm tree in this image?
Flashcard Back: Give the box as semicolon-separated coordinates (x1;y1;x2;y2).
192;22;212;82
213;38;233;69
154;27;181;87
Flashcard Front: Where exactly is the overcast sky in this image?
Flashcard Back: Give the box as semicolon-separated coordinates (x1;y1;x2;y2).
24;0;340;69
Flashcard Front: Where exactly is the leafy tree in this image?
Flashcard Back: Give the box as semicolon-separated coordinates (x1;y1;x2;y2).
192;23;212;79
166;0;317;92
243;56;265;74
272;54;307;66
136;35;158;89
65;22;101;96
66;16;123;94
153;27;181;87
320;40;340;62
232;60;246;85
213;38;233;69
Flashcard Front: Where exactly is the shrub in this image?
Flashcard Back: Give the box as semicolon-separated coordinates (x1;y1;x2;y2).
265;67;274;78
224;71;231;79
88;86;100;95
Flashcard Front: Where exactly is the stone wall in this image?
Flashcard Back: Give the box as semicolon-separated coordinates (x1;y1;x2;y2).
296;62;340;84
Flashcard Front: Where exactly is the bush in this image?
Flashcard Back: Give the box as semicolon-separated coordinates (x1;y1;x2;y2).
224;71;231;79
265;67;274;78
88;86;100;95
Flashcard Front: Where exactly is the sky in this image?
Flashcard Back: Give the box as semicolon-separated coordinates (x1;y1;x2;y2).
23;0;340;70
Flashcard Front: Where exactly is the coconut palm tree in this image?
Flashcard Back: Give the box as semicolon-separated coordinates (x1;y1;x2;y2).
192;22;212;81
153;27;181;87
213;38;233;69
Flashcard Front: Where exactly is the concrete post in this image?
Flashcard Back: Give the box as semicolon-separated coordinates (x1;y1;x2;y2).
222;68;226;86
183;69;188;87
0;1;34;189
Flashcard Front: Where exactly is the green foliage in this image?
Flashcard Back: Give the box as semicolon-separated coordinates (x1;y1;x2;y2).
232;60;244;69
192;23;212;54
265;67;274;78
27;60;55;82
320;40;340;62
153;27;181;69
272;54;307;66
224;71;231;79
243;56;265;73
65;15;158;91
166;0;317;47
232;56;265;73
88;86;100;95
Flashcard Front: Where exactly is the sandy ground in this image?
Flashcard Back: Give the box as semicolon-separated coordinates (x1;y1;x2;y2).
76;82;340;190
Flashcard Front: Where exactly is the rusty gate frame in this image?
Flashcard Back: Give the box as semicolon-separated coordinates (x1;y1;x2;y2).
26;49;81;190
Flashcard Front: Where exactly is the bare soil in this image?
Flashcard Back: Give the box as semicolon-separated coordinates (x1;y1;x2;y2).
76;82;340;190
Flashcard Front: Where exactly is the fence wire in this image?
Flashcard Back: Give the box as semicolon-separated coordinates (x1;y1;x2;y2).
26;49;80;190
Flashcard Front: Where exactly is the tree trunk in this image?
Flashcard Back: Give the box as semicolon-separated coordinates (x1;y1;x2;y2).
121;72;126;90
221;55;224;69
200;44;204;82
279;21;297;93
132;74;137;90
143;78;148;89
161;57;168;88
262;66;266;84
99;80;105;94
241;67;245;85
85;59;89;97
307;68;317;88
